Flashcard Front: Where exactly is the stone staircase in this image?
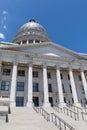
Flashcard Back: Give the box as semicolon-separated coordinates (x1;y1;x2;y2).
44;106;87;130
0;107;58;130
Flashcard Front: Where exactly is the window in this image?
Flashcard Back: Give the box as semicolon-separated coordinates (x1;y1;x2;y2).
48;84;52;92
1;81;10;90
80;85;85;94
29;40;33;43
47;72;51;79
72;98;74;103
16;82;24;91
61;73;63;79
62;84;65;93
79;75;82;81
33;71;38;78
17;70;25;76
35;40;40;43
3;69;11;76
33;83;39;92
69;85;72;93
68;74;70;80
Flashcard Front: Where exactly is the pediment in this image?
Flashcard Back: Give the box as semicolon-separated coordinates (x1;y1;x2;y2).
21;46;76;58
0;42;86;60
17;42;86;60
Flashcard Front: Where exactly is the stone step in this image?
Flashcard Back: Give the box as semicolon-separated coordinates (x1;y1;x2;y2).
44;107;87;130
0;107;58;130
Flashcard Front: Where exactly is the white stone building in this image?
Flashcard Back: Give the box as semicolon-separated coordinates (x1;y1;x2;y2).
0;18;87;108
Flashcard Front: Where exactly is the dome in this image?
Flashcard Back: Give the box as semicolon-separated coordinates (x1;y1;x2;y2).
12;18;51;44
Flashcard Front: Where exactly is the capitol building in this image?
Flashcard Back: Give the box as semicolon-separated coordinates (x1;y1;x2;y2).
0;18;87;108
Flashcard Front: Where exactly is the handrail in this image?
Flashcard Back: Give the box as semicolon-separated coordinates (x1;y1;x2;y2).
33;106;40;113
53;106;62;113
0;112;8;123
39;107;50;121
67;103;82;113
81;112;87;121
33;107;50;121
51;113;76;130
63;107;79;120
82;106;87;113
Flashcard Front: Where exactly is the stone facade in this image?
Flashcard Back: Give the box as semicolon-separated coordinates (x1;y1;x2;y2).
0;19;87;108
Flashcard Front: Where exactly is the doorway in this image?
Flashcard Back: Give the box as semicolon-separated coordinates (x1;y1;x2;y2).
33;97;39;107
49;97;53;106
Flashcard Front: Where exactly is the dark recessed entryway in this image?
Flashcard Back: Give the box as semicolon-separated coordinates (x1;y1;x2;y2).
33;97;39;107
49;97;53;106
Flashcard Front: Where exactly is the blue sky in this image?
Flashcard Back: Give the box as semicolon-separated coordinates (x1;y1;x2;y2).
0;0;87;53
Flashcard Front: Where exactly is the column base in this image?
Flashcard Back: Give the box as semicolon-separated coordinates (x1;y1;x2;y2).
27;102;33;107
74;102;81;107
58;102;66;108
10;102;16;107
43;102;51;107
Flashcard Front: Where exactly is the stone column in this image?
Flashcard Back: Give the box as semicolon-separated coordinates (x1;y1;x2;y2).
80;68;87;100
56;66;66;107
43;65;50;107
69;67;80;106
21;41;23;45
10;62;17;107
0;62;2;81
0;62;2;96
26;40;29;45
27;64;33;107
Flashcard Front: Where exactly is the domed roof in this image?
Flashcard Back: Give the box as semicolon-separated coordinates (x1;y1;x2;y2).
12;18;51;44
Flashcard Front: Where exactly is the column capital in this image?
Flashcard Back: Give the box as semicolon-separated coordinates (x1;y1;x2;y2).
13;61;18;66
43;64;47;68
28;62;33;67
80;67;84;72
68;66;72;71
55;65;60;70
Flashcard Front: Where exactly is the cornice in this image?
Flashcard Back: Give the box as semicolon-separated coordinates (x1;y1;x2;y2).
0;49;87;64
0;41;87;60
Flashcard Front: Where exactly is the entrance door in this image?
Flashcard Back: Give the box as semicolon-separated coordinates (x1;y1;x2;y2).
33;97;39;107
16;97;24;107
49;97;53;107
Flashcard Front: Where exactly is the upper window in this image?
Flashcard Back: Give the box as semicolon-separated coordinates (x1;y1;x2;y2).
47;72;51;79
3;69;11;76
62;84;65;93
16;82;24;91
69;85;72;93
17;70;25;76
33;83;39;92
1;81;10;90
33;71;38;78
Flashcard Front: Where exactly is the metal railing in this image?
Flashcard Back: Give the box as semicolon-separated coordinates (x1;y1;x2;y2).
33;106;40;113
0;112;8;123
67;103;82;113
63;107;79;120
53;106;62;113
81;112;87;121
33;107;50;121
51;113;76;130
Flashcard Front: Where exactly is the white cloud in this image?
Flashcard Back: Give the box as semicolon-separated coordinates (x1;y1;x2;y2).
0;33;5;39
2;11;8;15
3;25;7;30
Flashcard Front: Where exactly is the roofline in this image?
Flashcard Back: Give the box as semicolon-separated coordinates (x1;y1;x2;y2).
0;41;87;60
